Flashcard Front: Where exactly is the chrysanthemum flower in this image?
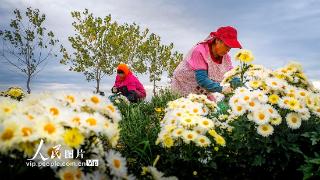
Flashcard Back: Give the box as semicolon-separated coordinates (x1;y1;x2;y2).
234;49;254;63
172;128;184;139
268;94;280;105
257;124;274;137
213;134;226;146
57;167;83;180
248;80;262;89
197;117;214;130
162;135;174;148
253;108;271;125
182;130;198;144
63;128;84;149
105;150;128;178
270;117;282;126
0;121;19;152
195;135;211;147
37;118;64;143
286;113;302;129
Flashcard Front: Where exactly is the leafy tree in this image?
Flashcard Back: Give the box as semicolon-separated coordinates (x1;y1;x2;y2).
0;7;59;93
60;9;118;93
139;33;182;95
61;10;151;93
61;9;182;95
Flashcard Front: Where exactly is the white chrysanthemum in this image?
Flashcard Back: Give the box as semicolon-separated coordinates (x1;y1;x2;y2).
143;166;178;180
40;99;73;124
193;126;207;135
246;99;261;112
102;120;119;140
286;113;302;129
305;95;315;109
229;95;240;106
265;105;280;118
257;124;274;137
105;150;128;178
62;112;86;128
300;109;311;121
247;113;254;121
266;77;287;90
36;116;64;143
99;103;122;123
0;121;19;152
0;97;18;120
80;112;105;133
172;128;184;139
296;89;309;100
253;108;271;125
16;116;39;142
231;103;247;116
234;87;250;95
53;92;85;110
252;90;268;103
197;117;214;130
182;130;198;144
57;167;83;180
170;109;185;118
163;115;181;127
180;115;198;127
82;170;109;180
312;107;320;117
195;135;211;147
240;92;252;103
82;93;106;109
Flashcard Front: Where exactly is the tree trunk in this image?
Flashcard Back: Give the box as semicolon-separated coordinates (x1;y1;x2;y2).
153;79;156;96
96;78;100;94
27;74;31;94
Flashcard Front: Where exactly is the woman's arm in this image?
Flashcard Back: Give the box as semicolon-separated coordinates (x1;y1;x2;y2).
195;70;223;93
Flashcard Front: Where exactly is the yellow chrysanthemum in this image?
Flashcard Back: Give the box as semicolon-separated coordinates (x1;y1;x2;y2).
162;135;174;148
213;134;226;146
208;129;218;137
7;88;24;98
234;49;254;63
268;94;280;104
63;128;84;148
249;80;262;89
287;98;300;111
270;117;282;126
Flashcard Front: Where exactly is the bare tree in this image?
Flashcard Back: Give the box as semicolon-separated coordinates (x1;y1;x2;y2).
0;7;59;93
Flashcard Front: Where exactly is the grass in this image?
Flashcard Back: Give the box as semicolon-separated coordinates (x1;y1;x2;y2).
116;89;180;176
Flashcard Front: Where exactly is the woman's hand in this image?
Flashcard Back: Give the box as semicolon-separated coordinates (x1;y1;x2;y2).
222;85;233;94
112;87;118;93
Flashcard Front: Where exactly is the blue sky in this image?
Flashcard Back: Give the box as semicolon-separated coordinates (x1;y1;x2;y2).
0;0;319;96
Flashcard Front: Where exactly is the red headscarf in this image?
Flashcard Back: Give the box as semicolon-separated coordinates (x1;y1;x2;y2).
205;26;242;48
117;63;131;76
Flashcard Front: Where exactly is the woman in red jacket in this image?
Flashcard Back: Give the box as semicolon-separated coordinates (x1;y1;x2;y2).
111;64;146;102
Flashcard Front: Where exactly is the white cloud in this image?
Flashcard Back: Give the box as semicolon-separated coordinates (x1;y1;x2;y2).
1;0;320;93
312;80;320;90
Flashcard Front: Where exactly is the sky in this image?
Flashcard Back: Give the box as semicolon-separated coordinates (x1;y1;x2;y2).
0;0;319;98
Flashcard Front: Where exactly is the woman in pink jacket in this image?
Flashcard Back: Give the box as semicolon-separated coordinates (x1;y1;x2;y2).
171;26;242;100
111;63;146;102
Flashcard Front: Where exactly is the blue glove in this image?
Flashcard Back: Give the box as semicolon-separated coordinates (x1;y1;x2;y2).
195;70;223;93
230;77;242;89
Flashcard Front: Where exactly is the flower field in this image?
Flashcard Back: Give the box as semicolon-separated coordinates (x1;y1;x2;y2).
1;61;320;179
